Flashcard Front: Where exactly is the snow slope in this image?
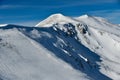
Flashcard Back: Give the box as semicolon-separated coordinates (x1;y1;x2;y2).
0;25;90;80
75;15;120;80
36;14;120;80
0;13;120;80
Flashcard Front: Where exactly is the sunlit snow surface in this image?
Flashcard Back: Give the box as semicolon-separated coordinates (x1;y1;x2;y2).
0;24;8;27
0;14;120;80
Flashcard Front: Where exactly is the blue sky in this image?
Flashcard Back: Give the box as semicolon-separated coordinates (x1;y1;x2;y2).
0;0;120;26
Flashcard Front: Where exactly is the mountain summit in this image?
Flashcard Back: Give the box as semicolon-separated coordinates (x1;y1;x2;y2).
0;14;120;80
35;13;78;27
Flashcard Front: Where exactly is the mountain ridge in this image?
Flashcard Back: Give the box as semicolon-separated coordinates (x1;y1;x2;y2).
0;14;120;80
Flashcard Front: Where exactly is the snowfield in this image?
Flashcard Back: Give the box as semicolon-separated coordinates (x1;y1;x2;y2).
0;13;120;80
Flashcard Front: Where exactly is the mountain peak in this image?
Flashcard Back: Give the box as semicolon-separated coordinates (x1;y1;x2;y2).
49;13;65;18
45;13;66;21
35;13;76;27
0;24;8;27
78;14;91;18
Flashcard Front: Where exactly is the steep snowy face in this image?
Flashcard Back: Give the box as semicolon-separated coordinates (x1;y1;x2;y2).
0;24;112;80
0;25;91;80
35;14;120;80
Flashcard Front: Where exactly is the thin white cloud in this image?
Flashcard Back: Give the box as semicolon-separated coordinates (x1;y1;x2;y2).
39;0;118;8
0;20;39;26
0;5;30;10
0;4;56;9
89;9;120;24
0;15;33;19
0;0;118;9
12;20;40;26
47;0;118;8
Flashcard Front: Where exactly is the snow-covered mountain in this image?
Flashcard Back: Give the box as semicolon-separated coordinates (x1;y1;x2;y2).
0;13;120;80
